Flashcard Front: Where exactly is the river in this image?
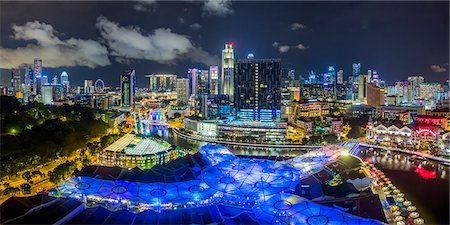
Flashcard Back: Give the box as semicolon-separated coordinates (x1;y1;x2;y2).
357;146;449;225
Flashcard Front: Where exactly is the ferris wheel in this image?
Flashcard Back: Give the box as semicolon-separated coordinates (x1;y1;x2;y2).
95;79;104;93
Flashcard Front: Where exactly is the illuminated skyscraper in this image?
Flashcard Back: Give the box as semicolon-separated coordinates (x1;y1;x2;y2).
120;70;136;107
146;74;176;92
395;80;411;104
352;63;361;101
60;71;70;95
221;43;234;99
41;85;53;105
234;57;282;122
188;68;198;97
84;80;94;94
366;83;385;106
197;69;209;95
11;68;21;93
352;63;361;77
209;66;219;95
408;75;424;99
358;74;370;103
176;78;189;105
337;69;344;84
33;58;42;95
188;68;209;96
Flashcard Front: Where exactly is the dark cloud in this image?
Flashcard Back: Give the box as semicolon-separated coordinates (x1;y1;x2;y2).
0;21;110;68
431;64;448;73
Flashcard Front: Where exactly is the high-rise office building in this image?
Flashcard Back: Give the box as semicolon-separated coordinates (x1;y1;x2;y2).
367;83;385;106
387;85;396;96
41;85;53;105
408;75;424;99
188;68;198;97
234;58;282;122
52;76;58;85
33;58;42;95
209;66;219;95
419;82;442;100
176;78;189;105
324;66;336;84
221;43;234;99
41;75;48;85
198;69;209;95
61;71;70;95
84;80;94;94
146;74;177;92
395;80;411;104
11;68;21;93
358;74;370;103
188;68;209;96
337;69;344;84
352;63;361;77
120;70;136;107
352;63;361;101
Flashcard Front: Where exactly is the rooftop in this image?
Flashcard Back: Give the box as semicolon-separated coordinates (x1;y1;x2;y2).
125;138;171;155
104;134;171;155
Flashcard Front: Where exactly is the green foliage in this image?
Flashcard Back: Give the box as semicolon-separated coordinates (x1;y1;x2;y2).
48;160;76;184
0;98;109;178
302;134;338;145
20;183;31;193
22;171;32;182
345;115;369;139
2;186;20;196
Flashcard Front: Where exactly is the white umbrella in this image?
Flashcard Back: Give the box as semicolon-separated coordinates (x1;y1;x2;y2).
396;197;404;202
392;211;401;216
397;193;405;198
393;190;400;194
394;216;404;222
396;221;406;225
414;218;424;224
403;201;411;206
409;212;419;218
407;206;416;212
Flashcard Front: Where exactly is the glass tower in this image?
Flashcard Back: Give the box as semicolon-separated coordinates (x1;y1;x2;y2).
234;58;282;122
221;43;234;100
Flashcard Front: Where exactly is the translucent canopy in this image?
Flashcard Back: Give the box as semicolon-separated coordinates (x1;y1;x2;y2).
253;194;384;225
55;144;383;224
138;182;178;204
59;176;102;197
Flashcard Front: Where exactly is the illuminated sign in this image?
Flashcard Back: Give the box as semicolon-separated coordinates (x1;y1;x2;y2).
416;128;436;137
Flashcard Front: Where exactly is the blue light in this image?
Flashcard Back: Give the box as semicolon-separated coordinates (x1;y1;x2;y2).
54;144;383;224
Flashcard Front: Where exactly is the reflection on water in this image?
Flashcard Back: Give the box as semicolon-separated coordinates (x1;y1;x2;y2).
358;146;450;225
148;125;313;157
361;148;448;181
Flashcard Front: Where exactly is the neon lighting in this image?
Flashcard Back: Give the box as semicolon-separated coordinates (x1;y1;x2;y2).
415;166;436;180
54;145;382;224
417;129;437;137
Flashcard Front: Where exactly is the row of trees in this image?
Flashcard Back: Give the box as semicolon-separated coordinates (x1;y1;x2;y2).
48;161;77;184
0;96;109;178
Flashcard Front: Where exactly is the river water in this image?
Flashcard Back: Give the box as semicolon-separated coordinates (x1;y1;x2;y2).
357;146;449;225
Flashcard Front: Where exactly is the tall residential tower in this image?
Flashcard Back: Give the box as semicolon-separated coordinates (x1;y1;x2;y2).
120;70;136;107
221;43;234;99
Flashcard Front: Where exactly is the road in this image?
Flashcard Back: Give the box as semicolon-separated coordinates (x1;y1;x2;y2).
172;128;323;149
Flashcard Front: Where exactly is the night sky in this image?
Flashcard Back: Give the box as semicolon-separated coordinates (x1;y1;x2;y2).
0;1;448;87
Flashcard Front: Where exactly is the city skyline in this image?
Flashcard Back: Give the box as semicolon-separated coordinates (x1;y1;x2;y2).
1;1;449;87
